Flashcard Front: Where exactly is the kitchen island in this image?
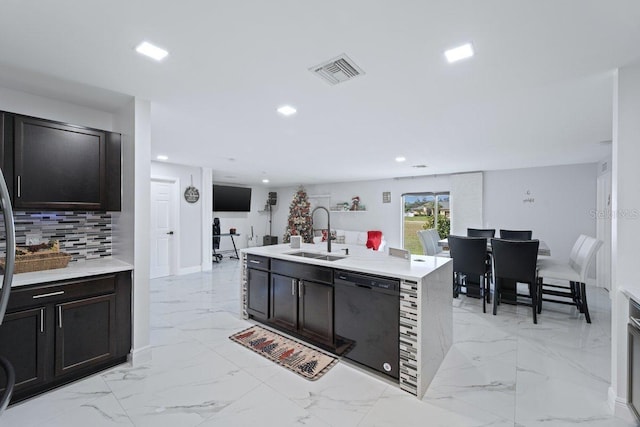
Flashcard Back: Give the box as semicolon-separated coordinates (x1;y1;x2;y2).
240;243;452;399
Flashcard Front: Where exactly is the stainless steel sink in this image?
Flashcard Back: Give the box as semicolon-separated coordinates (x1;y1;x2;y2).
286;251;345;261
317;255;346;261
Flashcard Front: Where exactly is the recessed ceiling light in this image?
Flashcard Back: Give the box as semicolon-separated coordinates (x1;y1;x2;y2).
262;179;270;183
445;43;474;63
277;105;297;116
156;155;168;161
395;156;406;162
135;41;169;61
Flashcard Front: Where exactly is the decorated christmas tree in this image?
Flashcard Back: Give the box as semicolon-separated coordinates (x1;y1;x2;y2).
283;186;314;243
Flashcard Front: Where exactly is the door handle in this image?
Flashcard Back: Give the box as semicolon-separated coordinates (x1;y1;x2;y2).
33;290;65;299
167;231;174;235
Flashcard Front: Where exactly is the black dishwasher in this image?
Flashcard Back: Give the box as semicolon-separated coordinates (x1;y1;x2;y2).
334;270;400;380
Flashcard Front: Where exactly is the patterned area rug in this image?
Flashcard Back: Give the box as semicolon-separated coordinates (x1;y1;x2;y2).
230;325;338;381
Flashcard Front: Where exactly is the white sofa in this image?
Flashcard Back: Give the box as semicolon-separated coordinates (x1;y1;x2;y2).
313;229;386;252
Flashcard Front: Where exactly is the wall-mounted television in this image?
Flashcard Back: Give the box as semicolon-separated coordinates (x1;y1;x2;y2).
213;185;252;212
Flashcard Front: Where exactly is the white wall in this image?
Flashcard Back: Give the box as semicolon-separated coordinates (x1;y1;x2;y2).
610;62;640;421
0;86;114;131
151;161;205;273
272;175;452;248
270;164;597;261
450;172;483;236
115;98;151;364
484;163;598;263
212;182;270;252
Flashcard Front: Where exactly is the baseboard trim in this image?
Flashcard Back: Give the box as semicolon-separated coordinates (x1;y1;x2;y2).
608;386;636;422
178;265;202;275
129;345;152;365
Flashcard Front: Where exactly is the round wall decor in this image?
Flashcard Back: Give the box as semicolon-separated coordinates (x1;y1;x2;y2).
184;185;200;203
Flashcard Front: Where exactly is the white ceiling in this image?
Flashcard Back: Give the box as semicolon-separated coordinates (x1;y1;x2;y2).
1;1;638;186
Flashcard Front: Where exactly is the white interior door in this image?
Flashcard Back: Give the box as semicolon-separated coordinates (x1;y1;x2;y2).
151;180;177;279
596;171;612;291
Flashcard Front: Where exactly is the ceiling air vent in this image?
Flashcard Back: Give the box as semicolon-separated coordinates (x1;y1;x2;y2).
309;54;365;86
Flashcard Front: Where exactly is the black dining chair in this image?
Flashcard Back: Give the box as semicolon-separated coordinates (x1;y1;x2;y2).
499;229;532;240
467;228;495;282
448;235;491;313
467;228;496;238
491;238;540;324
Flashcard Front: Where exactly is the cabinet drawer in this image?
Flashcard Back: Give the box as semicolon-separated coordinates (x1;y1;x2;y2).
8;275;116;311
271;259;333;284
247;255;270;270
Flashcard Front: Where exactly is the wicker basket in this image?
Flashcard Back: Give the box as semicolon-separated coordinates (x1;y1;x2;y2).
1;252;72;274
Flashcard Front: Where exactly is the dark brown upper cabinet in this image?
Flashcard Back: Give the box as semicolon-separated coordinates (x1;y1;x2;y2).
7;113;121;211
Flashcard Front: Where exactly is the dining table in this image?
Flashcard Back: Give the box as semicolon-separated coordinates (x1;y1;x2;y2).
438;238;550;257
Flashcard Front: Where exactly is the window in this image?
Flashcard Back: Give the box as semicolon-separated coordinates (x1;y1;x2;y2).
402;192;450;255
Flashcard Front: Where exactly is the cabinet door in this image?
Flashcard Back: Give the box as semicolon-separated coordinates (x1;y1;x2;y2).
14;115;105;210
270;274;297;331
299;280;334;345
247;268;269;321
0;307;46;394
55;294;116;377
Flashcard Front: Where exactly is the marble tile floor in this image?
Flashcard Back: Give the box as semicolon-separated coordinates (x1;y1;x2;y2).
2;260;634;427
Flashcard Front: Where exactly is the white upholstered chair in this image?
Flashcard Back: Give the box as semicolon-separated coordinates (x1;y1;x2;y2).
536;235;602;323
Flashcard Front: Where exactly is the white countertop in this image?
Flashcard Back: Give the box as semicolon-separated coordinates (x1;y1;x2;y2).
621;286;640;304
242;243;451;281
1;258;134;288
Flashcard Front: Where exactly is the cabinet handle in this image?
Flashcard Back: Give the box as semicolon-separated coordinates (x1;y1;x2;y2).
17;175;21;198
40;308;44;333
32;290;65;299
58;306;62;329
249;260;261;264
291;279;296;296
298;281;304;298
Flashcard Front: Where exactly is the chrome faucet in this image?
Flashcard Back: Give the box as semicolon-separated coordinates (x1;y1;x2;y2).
311;206;331;253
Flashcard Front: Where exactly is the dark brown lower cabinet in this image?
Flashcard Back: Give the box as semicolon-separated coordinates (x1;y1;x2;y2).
247;268;270;321
270;273;298;330
55;294;116;376
0;271;131;405
299;280;333;345
0;307;46;393
270;273;334;347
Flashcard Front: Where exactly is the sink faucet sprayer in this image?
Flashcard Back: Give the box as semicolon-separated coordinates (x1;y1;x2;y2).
311;206;331;253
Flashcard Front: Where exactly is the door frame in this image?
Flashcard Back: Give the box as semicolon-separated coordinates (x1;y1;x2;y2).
150;176;180;278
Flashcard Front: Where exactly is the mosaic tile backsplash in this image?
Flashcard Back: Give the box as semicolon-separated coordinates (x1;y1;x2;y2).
0;211;112;262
